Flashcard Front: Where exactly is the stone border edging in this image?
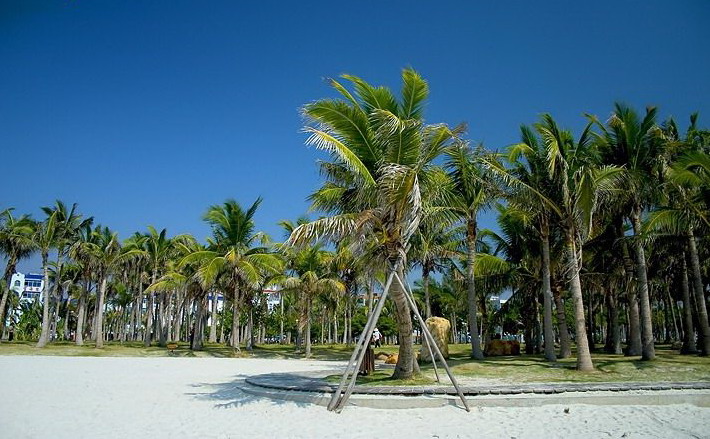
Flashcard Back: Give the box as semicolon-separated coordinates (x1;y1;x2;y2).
245;370;710;397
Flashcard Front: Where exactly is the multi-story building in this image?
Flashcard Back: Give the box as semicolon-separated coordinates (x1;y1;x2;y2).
9;272;44;302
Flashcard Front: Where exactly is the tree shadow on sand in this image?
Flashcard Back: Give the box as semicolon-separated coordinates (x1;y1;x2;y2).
186;375;311;409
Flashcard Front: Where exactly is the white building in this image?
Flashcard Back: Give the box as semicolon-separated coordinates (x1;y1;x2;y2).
10;272;44;302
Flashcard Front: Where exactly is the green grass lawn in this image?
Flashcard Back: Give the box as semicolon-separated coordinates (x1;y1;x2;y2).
0;340;355;360
2;340;708;384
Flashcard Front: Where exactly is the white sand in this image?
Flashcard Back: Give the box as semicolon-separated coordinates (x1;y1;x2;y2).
1;355;708;439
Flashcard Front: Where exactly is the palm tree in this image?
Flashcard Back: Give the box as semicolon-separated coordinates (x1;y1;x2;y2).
147;237;210;350
489;115;620;371
282;244;344;357
140;226;173;347
35;209;59;348
122;232;150;341
186;198;282;351
410;212;460;320
36;201;91;347
505;126;564;361
594;104;663;361
647;133;710;355
0;209;36;339
87;226;141;348
287;69;460;379
445;143;502;360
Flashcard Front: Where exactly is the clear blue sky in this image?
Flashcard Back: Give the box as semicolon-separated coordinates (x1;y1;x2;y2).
2;1;709;272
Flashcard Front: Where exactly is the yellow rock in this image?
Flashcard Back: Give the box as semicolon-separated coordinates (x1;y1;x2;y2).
484;339;521;356
420;317;450;363
384;353;399;364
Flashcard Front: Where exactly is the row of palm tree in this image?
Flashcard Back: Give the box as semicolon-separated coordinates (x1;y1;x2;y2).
287;68;709;376
1;69;708;378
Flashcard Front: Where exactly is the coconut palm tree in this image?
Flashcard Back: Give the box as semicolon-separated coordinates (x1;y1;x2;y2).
122;232;150;341
282;244;343;357
87;226;142;348
409;212;460;320
185;198;282;351
444;143;503;359
287;69;460;379
505;125;566;361
146;236;210;350
36;201;92;347
0;209;36;339
647;144;710;355
594;104;664;361
35;209;59;348
489;114;621;371
140;226;173;347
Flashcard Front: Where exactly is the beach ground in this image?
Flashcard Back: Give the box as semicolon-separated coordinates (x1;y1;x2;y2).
1;355;708;439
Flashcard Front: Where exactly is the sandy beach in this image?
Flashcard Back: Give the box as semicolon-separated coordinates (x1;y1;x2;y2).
1;355;708;439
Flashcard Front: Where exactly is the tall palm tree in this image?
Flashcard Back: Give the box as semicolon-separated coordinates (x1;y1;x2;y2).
445;143;501;360
186;198;282;351
287;69;459;379
282;244;343;358
647;140;710;355
0;209;36;339
489;115;620;371
35;210;59;348
505;126;564;361
36;201;92;347
123;232;150;341
594;104;663;360
140;226;173;347
409;215;460;320
68;223;97;345
87;226;141;348
147;237;211;350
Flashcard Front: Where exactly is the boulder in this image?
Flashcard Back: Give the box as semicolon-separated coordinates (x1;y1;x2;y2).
420;317;450;363
384;353;398;364
484;339;521;356
375;352;390;361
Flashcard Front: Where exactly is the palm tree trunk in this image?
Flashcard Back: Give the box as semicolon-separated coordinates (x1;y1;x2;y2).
36;253;51;348
76;288;86;345
0;254;18;340
209;292;218;343
618;222;642;356
134;270;143;341
466;219;484;360
157;292;167;347
680;254;697;354
604;287;622;354
540;220;556;361
630;211;655;360
423;266;431;320
279;293;285;344
144;293;154;347
565;231;594;371
552;285;572;358
95;275;107;348
231;291;241;350
391;263;419;379
667;288;680;343
191;296;205;350
246;306;254;351
688;230;710;356
305;296;312;358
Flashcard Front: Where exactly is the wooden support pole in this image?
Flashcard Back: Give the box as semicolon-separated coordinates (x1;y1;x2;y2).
394;272;470;412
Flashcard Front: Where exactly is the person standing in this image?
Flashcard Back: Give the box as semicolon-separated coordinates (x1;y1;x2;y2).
372;328;382;348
